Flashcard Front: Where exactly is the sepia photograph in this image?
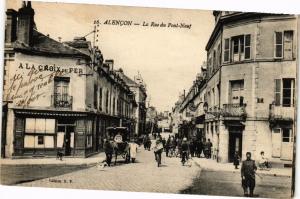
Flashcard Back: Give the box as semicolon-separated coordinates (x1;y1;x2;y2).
0;0;298;198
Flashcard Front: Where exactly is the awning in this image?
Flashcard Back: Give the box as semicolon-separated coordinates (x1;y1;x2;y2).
14;109;88;117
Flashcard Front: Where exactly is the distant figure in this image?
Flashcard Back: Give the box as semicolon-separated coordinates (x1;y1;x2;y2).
233;151;240;169
189;139;195;157
181;137;190;166
241;152;257;197
162;137;166;151
203;138;208;158
258;151;271;170
196;139;203;158
129;140;138;163
103;139;114;167
206;139;213;159
153;138;164;167
165;136;171;157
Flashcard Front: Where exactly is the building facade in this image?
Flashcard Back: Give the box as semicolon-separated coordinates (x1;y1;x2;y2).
117;71;147;136
204;11;297;163
171;65;207;140
2;2;137;158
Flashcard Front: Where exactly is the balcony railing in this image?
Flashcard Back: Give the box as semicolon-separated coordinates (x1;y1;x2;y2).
222;103;247;118
51;94;73;109
269;104;294;121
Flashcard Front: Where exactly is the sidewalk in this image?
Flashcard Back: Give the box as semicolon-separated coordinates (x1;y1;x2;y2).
191;157;292;177
0;153;105;167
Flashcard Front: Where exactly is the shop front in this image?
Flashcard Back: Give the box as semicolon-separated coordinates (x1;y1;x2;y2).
12;109;99;157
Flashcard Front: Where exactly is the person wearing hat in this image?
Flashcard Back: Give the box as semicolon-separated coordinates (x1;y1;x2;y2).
181;137;190;166
153;137;164;167
241;152;257;197
103;138;114;167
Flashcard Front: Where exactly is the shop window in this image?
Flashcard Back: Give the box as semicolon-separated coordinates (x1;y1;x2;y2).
24;118;55;148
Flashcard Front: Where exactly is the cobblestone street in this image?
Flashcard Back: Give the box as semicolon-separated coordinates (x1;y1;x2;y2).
19;147;201;194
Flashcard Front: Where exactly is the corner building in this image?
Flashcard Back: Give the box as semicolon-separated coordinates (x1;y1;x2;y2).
205;11;297;163
2;2;137;158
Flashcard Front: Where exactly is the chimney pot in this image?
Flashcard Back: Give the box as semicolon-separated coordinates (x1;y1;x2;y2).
17;1;35;46
5;9;18;44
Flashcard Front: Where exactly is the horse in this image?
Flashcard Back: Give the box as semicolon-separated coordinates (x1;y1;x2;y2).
112;141;130;165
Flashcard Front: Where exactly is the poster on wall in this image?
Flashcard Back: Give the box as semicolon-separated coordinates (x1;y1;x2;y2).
0;0;298;199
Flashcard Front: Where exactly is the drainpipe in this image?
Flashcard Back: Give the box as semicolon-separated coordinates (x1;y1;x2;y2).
217;27;223;163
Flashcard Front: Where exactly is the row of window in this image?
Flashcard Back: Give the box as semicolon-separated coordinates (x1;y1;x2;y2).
208;30;294;76
94;85;132;117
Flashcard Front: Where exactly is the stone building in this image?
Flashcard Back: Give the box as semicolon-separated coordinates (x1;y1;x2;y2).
2;2;137;158
117;70;147;136
204;11;297;163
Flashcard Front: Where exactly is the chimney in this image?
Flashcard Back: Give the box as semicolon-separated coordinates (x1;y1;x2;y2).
17;1;35;46
5;9;17;44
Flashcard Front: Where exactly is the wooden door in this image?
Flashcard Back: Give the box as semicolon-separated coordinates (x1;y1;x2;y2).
271;128;281;157
281;128;293;160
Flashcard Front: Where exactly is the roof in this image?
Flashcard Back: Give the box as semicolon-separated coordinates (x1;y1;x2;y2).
13;29;90;58
116;71;139;86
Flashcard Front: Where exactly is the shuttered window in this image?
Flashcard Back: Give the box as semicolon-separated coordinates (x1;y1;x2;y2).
274;79;281;106
224;38;230;62
283;31;293;60
274;32;283;58
244;34;251;59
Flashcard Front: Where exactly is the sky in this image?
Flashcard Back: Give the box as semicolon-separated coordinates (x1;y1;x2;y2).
6;0;215;112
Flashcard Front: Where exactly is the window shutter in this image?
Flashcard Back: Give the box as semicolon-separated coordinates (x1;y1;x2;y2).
224;38;230;62
284;31;293;60
274;79;281;106
244;34;251;59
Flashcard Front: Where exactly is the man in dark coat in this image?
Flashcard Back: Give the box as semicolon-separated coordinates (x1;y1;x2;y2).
181;137;190;165
241;152;257;197
103;139;114;167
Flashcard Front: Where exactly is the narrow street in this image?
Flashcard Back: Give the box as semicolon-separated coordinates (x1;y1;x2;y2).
15;145;292;198
18;147;200;193
181;168;292;198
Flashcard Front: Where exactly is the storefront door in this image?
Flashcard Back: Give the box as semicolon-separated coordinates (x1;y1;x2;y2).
57;124;75;156
228;127;243;162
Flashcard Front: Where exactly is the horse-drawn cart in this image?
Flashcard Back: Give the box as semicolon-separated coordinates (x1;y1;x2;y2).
106;127;131;165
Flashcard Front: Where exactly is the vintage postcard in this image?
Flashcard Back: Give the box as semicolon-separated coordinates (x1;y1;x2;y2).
0;0;298;198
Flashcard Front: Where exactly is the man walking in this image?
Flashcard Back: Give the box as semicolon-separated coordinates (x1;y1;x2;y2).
241;152;257;197
207;139;213;159
103;139;114;167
